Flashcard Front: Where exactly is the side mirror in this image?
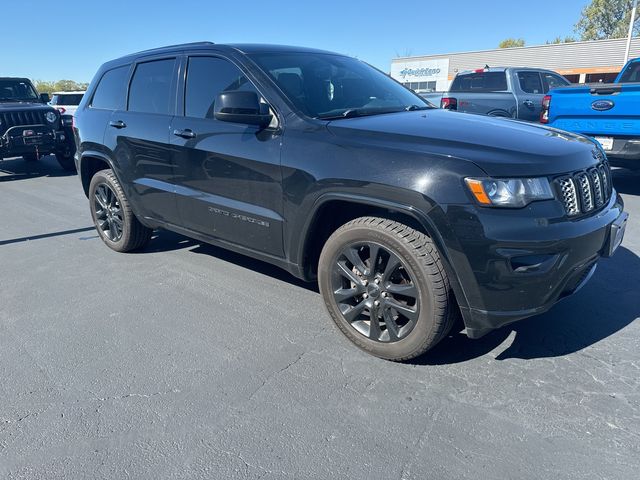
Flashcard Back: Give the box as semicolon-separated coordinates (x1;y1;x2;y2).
40;93;50;103
214;91;272;128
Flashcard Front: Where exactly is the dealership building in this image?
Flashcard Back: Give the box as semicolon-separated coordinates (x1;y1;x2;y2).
391;37;640;92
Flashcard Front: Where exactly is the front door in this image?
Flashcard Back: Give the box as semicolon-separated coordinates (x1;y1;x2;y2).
170;55;284;257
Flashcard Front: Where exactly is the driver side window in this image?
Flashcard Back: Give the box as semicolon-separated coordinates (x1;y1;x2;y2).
184;56;259;119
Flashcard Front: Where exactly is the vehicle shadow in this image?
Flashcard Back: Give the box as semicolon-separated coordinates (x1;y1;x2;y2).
415;246;640;365
0;155;75;182
612;168;640;196
141;229;318;292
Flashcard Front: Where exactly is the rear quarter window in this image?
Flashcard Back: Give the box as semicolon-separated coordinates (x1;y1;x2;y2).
450;72;508;92
91;65;130;110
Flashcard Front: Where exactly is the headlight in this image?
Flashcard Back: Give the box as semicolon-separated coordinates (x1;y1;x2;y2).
464;177;554;208
45;111;57;123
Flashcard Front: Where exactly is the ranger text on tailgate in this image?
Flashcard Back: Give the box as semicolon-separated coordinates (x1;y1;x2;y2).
73;43;628;361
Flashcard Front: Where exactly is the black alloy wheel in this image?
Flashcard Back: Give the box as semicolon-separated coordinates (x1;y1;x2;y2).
331;241;420;343
93;183;124;242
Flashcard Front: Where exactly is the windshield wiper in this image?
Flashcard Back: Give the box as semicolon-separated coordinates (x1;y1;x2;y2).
318;105;431;120
405;104;431;111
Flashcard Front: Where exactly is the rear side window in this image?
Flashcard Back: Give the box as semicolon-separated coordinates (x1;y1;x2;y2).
541;72;569;92
517;71;543;94
184;56;258;119
91;66;129;110
128;59;176;115
619;62;640;83
450;72;508;92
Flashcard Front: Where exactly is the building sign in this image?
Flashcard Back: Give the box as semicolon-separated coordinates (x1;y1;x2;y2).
391;58;450;92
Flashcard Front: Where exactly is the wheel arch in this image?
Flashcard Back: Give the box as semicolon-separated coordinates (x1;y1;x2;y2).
296;193;470;313
78;151;114;197
487;109;513;118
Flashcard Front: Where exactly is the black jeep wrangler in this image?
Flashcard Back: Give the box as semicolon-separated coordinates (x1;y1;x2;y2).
0;77;75;170
74;43;627;361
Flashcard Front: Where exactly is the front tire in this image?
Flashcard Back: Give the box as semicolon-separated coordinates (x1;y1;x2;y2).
318;217;457;361
88;169;152;252
55;152;76;172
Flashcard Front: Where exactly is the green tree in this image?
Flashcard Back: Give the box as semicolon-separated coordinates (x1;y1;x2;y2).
498;38;526;48
33;79;88;94
546;36;577;44
575;0;639;40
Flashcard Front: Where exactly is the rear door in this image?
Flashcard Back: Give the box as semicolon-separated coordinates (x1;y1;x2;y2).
515;71;544;121
103;56;180;224
170;54;284;257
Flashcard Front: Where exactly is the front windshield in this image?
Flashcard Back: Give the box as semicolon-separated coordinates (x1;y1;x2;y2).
0;79;39;101
249;52;432;119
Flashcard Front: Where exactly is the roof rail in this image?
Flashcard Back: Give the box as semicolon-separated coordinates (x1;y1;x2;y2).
132;41;215;56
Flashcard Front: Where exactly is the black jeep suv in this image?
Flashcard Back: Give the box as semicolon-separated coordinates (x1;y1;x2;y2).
0;77;75;170
73;43;628;361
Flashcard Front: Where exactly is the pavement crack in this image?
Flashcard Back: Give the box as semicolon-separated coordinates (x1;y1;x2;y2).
247;352;305;402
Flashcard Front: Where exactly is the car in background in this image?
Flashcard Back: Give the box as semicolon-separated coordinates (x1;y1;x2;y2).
440;67;570;121
0;77;76;170
542;58;640;170
49;91;85;116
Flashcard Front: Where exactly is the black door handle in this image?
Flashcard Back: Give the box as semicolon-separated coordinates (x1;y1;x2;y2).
173;128;196;139
109;120;127;129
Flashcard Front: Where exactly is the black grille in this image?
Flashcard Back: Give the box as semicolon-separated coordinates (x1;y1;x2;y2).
555;161;612;217
0;110;47;134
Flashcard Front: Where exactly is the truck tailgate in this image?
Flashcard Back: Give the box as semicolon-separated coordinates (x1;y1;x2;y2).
549;83;640;136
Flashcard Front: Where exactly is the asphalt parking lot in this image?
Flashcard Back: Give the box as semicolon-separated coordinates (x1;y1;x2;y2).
1;155;639;480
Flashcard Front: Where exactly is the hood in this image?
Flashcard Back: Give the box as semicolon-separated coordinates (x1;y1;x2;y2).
327;109;600;177
0;101;52;111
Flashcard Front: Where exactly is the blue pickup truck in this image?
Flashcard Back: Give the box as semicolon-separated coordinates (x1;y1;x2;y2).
543;58;640;169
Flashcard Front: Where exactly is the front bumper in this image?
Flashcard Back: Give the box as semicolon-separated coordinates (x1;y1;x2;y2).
442;193;627;338
0;124;70;158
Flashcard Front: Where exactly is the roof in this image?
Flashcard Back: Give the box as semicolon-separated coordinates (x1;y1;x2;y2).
456;66;559;75
225;43;340;55
51;91;86;94
106;42;343;66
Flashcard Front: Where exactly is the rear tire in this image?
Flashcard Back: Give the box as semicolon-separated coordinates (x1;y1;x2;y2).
88;169;152;252
318;216;457;361
55;152;76;172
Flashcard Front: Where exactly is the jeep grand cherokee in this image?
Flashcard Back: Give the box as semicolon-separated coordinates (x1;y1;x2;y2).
73;42;628;361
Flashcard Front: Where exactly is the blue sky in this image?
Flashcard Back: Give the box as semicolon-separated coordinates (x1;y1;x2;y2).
8;0;590;82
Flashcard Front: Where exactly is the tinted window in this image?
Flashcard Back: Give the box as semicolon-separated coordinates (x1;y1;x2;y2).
128;59;175;114
449;72;508;92
0;79;38;101
51;93;84;105
250;53;429;118
541;73;569;92
185;57;258;119
619;62;640;83
91;66;129;110
517;71;543;94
